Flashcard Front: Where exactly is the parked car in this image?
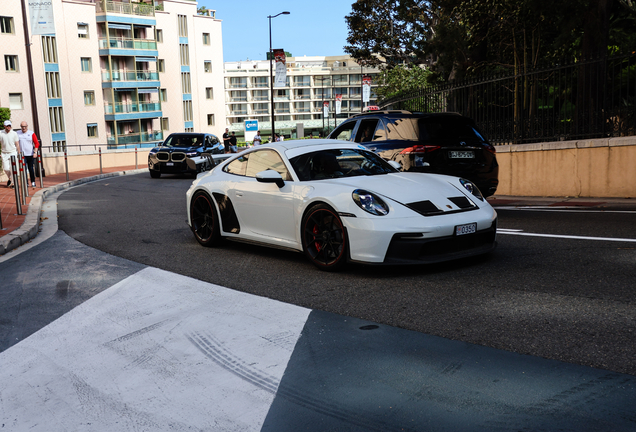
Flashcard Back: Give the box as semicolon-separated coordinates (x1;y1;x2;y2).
186;139;497;271
327;111;499;197
148;133;224;178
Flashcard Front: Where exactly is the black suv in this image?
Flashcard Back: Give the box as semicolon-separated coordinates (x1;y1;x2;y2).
148;133;224;178
328;111;498;196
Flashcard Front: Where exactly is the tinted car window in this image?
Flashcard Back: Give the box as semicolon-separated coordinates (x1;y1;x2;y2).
355;119;380;142
385;117;487;142
224;154;249;176
331;121;357;141
290;149;395;181
163;134;204;147
245;150;291;180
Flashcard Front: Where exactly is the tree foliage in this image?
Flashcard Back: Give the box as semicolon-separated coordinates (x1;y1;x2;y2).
374;65;433;99
345;0;636;83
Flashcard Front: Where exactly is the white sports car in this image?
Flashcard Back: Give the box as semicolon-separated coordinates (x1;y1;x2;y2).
186;139;497;270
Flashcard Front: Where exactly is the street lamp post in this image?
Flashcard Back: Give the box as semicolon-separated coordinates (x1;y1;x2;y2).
268;11;290;141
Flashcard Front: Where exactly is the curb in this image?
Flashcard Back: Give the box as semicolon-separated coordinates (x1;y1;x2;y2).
0;169;148;256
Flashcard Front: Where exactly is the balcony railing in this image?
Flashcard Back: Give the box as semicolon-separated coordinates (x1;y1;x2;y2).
99;37;157;50
96;0;155;17
230;97;248;102
107;130;163;145
104;101;161;114
102;69;159;82
252;109;269;114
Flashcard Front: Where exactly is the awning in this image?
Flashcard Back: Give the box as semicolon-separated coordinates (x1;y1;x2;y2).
78;26;88;35
137;88;158;94
135;57;157;62
108;23;131;30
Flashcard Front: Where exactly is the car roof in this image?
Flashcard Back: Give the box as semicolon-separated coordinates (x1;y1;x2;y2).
247;139;365;159
348;110;464;119
167;132;211;137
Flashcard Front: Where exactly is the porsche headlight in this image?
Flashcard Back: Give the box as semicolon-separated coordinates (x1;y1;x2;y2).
460;178;484;201
352;189;389;216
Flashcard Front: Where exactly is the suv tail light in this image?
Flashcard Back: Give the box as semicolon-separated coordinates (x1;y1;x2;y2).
483;144;496;154
400;145;441;154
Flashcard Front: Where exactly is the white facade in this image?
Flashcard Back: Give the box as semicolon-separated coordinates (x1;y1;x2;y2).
0;0;225;151
224;55;380;138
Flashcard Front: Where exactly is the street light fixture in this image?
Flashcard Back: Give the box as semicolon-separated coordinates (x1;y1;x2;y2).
268;11;290;141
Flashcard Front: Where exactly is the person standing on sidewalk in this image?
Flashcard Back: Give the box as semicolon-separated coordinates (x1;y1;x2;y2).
223;128;230;153
16;121;40;188
1;120;20;188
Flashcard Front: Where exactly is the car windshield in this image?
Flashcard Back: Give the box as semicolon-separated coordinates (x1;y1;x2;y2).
163;135;204;147
289;148;396;181
385;117;487;142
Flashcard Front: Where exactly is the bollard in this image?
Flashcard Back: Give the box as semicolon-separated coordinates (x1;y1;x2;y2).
64;150;69;181
37;147;44;188
135;147;138;169
99;148;103;174
16;154;25;204
19;153;29;198
10;156;22;215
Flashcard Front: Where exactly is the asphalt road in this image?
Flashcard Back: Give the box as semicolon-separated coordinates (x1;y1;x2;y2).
57;173;636;376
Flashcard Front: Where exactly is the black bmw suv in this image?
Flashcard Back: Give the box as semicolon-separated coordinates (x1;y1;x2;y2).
328;111;498;197
148;133;224;178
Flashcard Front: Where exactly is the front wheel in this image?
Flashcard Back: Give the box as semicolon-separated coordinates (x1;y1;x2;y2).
301;204;348;271
190;191;221;246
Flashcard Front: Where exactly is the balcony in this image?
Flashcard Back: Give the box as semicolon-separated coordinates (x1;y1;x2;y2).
99;37;157;50
107;130;163;146
252;109;269;114
102;69;159;82
104;101;161;114
96;0;155;17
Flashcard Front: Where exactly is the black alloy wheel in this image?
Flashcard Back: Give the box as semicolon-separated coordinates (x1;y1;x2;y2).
301;204;348;271
190;191;221;246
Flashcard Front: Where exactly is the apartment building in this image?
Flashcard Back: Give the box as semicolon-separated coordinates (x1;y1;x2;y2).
224;55;380;139
0;0;225;151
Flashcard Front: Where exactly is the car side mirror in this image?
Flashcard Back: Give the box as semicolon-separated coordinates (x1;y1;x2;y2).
256;170;285;188
388;160;402;171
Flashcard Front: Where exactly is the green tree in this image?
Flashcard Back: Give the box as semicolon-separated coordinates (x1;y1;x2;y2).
197;6;210;16
374;64;433;99
0;108;10;124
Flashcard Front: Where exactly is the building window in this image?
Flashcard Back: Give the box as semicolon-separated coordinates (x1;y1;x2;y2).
161;117;169;130
49;107;65;133
202;33;210;45
41;36;58;63
45;72;61;98
9;93;23;110
206;87;213;99
207;114;215;126
179;44;189;66
158;59;165;73
183;100;193;122
204;61;212;73
52;140;66;152
80;57;92;72
77;23;88;38
84;91;95;106
4;55;18;72
181;72;191;94
178;14;188;37
156;29;163;43
87;124;98;137
1;16;14;34
160;88;167;102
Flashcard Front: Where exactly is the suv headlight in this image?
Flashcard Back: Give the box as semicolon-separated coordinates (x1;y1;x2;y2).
460;179;484;201
352;189;389;216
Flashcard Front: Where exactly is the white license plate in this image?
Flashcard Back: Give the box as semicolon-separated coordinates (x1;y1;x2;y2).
449;151;474;159
455;223;477;236
166;162;174;166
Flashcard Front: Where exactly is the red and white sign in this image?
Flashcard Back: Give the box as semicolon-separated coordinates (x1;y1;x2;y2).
273;49;286;88
323;101;329;117
335;94;342;115
362;75;372;103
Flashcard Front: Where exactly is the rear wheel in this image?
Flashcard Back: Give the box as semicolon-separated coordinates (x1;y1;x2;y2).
190;191;221;246
301;204;348;271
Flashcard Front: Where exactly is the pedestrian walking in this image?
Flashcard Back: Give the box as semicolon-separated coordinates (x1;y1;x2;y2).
223;128;230;153
16;121;40;187
1;120;20;188
229;132;238;153
253;130;262;146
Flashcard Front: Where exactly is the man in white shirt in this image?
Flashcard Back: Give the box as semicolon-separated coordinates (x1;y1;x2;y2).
16;121;40;187
253;130;262;146
0;120;20;188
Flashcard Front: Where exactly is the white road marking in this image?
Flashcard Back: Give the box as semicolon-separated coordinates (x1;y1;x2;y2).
498;229;636;243
0;267;311;431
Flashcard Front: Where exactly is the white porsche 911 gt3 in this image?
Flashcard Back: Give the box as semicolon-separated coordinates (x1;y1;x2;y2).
186;139;497;271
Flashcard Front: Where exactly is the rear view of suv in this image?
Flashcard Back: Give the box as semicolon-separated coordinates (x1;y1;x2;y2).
328;111;498;197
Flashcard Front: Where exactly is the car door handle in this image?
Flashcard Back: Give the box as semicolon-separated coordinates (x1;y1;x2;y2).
235;191;243;197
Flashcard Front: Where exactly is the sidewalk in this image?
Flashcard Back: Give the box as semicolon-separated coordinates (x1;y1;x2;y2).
0;166;145;255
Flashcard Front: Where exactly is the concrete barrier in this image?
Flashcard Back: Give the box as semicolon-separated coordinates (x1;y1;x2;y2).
495;137;635;197
40;149;151;176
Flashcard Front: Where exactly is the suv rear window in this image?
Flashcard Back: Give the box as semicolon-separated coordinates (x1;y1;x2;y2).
164;134;205;147
385;117;486;142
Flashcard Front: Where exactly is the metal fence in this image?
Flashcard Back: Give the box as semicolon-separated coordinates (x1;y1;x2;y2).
380;52;636;145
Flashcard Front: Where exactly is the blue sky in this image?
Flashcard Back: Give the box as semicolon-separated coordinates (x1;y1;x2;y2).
197;0;354;62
